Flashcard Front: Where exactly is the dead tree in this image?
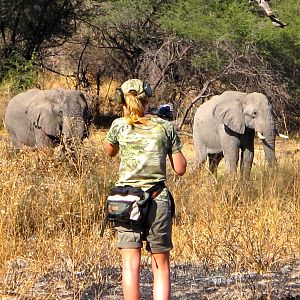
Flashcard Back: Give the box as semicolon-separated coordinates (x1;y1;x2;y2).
176;55;239;130
139;37;192;92
249;0;287;28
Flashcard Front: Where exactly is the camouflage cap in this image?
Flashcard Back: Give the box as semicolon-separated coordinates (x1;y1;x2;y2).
121;79;144;95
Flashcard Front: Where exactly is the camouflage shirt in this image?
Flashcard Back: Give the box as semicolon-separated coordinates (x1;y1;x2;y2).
106;116;183;188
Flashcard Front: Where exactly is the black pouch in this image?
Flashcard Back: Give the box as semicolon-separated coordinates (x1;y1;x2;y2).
106;186;150;223
106;182;165;224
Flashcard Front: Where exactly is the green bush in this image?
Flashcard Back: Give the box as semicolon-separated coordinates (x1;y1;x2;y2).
0;52;40;96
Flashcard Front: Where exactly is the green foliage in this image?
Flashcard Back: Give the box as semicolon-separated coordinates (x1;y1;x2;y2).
192;51;222;73
159;0;300;97
93;0;171;77
99;0;165;47
0;0;89;59
160;0;256;43
0;52;40;95
159;0;298;46
0;0;91;94
248;0;300;97
102;0;155;22
159;0;259;73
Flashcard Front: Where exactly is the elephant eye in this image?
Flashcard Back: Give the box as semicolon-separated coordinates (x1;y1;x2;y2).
252;111;257;117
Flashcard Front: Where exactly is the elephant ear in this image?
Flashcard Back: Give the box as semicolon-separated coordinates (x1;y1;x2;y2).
26;95;62;137
212;100;245;134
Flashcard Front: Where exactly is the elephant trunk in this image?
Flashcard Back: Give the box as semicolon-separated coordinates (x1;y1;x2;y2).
62;116;88;151
258;122;276;166
262;137;276;166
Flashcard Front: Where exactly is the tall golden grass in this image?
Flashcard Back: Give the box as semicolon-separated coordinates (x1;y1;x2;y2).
0;130;299;298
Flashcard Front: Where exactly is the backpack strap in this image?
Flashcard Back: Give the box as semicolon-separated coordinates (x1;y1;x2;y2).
145;181;166;197
137;181;165;206
146;182;175;218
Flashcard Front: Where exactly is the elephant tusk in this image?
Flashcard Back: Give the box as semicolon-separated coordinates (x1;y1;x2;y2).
257;131;266;140
278;133;289;139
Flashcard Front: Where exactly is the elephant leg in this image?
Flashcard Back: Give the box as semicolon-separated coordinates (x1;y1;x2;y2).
34;128;55;148
240;149;254;179
8;131;22;148
223;149;239;175
208;152;223;176
193;141;207;167
220;133;240;174
240;136;254;179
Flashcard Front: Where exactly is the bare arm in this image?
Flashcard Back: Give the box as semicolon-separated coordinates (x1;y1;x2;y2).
168;151;187;176
104;141;119;157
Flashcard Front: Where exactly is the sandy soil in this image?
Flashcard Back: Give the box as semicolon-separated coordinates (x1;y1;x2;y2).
99;262;300;299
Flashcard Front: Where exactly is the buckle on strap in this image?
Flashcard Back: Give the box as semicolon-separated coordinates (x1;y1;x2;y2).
146;181;166;199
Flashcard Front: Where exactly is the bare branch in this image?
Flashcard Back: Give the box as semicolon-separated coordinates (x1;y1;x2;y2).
249;0;287;28
75;37;90;89
177;53;238;130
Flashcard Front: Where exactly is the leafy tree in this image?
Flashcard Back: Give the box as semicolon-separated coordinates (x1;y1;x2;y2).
83;0;198;108
159;0;300;127
0;0;89;59
0;0;91;87
0;51;39;94
1;0;299;129
92;0;169;77
63;0;299;128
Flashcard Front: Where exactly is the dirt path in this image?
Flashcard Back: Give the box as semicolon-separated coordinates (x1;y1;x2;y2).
1;260;299;299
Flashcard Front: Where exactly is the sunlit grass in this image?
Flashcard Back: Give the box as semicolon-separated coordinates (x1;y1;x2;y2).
0;131;299;298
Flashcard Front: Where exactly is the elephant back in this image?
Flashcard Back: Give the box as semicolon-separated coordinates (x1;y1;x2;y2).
5;89;41;123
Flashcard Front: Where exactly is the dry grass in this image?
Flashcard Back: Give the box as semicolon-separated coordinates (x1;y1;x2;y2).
0;135;121;298
0;129;299;298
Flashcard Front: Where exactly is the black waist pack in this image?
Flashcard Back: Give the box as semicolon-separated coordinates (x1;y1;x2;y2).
106;182;166;224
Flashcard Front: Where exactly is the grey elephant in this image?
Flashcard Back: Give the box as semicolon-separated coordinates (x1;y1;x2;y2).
192;91;283;178
4;88;90;153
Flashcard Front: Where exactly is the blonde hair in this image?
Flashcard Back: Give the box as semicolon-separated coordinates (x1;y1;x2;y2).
124;91;149;125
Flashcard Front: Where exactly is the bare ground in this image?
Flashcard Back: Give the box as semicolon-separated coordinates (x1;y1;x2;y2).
1;259;300;299
101;261;300;300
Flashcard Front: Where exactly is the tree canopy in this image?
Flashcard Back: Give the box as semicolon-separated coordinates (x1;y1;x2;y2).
0;0;299;129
